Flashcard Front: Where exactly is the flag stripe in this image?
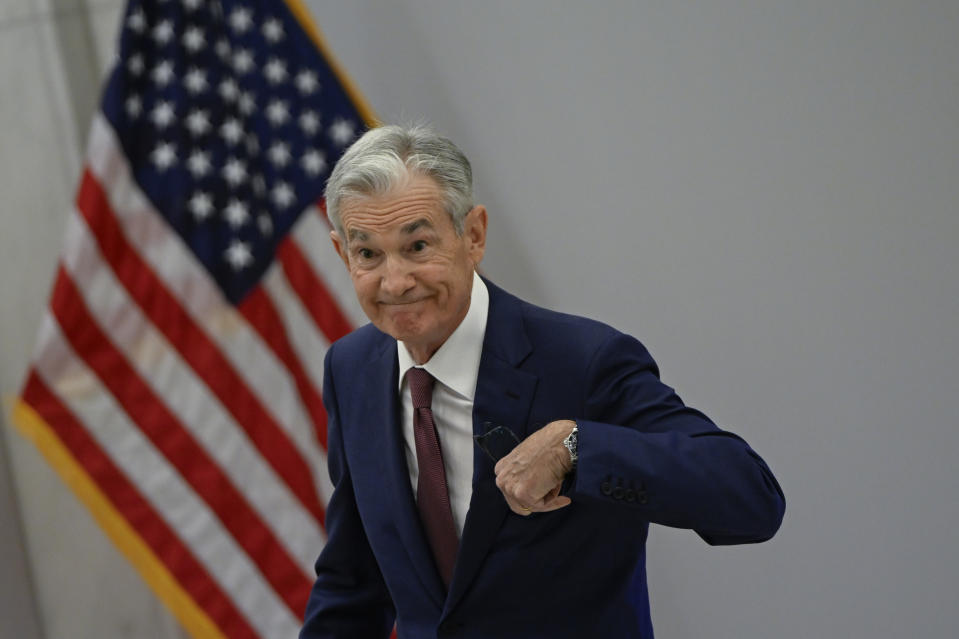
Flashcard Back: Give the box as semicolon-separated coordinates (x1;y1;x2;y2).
28;315;301;638
48;266;312;617
18;2;375;633
261;260;332;399
278;238;354;345
19;372;258;639
84;116;328;487
291;208;368;327
57;209;323;573
75;167;326;526
237;285;329;450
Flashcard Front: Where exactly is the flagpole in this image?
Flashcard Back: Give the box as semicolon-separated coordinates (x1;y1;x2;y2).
9;398;227;639
283;0;380;128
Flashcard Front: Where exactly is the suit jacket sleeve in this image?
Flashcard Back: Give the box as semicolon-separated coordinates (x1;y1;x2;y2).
568;331;785;545
300;345;395;639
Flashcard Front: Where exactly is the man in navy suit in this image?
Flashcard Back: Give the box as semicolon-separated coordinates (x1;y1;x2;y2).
300;125;785;638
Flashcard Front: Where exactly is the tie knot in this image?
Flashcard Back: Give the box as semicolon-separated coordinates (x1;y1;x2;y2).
407;367;435;409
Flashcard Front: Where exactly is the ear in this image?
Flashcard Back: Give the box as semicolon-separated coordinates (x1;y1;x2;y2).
463;205;488;265
330;229;351;271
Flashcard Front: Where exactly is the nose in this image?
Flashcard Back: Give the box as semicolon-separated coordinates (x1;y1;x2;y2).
380;255;415;298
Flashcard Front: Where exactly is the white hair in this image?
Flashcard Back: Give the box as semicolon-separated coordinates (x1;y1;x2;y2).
324;124;474;236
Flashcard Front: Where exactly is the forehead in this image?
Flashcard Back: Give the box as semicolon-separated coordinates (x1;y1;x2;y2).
339;174;449;237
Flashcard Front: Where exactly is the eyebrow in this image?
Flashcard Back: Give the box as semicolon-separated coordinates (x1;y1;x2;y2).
401;218;434;235
347;218;434;243
347;229;369;243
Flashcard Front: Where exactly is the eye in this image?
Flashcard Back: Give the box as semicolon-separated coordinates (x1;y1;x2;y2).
356;247;374;260
411;240;427;252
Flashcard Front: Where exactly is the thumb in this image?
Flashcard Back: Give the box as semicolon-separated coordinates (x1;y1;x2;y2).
539;495;572;512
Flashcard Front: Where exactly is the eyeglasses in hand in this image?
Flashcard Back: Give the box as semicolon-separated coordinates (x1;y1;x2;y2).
473;422;521;463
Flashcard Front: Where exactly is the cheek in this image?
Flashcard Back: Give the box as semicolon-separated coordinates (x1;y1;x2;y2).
351;272;379;301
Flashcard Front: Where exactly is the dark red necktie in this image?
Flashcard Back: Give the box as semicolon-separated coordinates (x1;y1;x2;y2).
406;367;459;587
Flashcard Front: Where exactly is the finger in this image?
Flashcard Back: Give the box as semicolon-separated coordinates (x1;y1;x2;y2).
542;484;562;503
538;495;572;512
506;497;534;516
498;485;534;516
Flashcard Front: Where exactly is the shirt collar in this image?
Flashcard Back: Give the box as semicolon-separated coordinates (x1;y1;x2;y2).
397;271;489;401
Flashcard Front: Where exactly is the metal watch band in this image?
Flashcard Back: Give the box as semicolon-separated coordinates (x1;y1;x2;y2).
563;424;578;467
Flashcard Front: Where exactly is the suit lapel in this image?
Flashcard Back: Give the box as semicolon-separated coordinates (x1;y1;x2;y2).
364;340;447;607
445;281;538;613
364;282;540;613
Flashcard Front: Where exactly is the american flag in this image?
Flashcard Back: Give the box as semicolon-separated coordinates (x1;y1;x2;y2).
13;0;373;636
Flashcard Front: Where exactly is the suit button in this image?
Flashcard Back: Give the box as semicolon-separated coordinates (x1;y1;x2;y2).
624;488;636;502
612;486;624;500
638;491;649;505
601;481;612;496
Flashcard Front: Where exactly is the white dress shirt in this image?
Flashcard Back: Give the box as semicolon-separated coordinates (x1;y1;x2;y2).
397;271;489;538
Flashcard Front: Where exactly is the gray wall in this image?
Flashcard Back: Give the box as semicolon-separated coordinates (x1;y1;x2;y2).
1;1;956;637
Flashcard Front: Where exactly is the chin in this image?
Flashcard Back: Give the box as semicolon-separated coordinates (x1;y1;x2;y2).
377;317;426;342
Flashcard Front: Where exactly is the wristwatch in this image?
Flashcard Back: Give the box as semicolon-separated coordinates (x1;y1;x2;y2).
563;424;578;468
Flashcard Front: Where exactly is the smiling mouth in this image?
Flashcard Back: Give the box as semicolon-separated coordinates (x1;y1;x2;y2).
381;299;425;306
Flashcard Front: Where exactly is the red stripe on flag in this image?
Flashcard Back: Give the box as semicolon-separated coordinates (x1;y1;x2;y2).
48;267;312;617
277;238;353;344
21;371;260;639
238;287;329;449
75;169;326;526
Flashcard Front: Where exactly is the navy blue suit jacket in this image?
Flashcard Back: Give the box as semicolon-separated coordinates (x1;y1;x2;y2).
301;280;785;639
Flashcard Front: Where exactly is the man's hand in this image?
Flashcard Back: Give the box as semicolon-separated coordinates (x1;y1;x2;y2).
494;420;576;516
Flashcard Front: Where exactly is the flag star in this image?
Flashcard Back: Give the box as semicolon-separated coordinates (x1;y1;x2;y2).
262;18;284;42
258;213;273;236
150;142;177;171
215;38;231;60
182;26;206;53
268;142;291;167
152;19;174;45
125;95;142;118
183;67;208;94
218;78;239;101
300;149;327;176
264;57;287;84
232;48;254;74
238;91;256;115
222;157;248;186
271;182;295;209
225;240;253;270
298;110;320;135
265;100;290;126
127;9;146;33
185;109;211;136
229;7;253;33
187;151;212;178
151;60;175;87
224;199;250;228
295;70;320;95
189;191;214;220
220;118;244;145
127;53;145;76
150;101;176;129
329;118;356;145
